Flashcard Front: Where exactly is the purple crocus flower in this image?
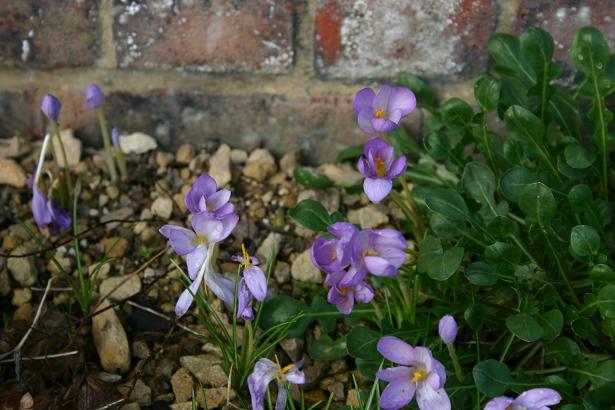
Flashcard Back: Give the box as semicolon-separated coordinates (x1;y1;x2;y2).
376;336;451;410
353;85;416;134
351;228;407;276
159;213;238;317
485;388;562;410
248;358;305;410
232;244;267;302
111;127;121;149
31;183;71;236
438;315;458;345
184;173;234;217
326;269;374;314
85;83;104;110
40;94;61;122
357;137;407;203
311;222;357;273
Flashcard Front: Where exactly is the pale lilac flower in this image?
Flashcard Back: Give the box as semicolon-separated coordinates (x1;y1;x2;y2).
376;336;451;410
85;83;104;110
351;228;407;276
233;244;267;302
40;94;61;122
248;358;305;410
353;85;416;134
184;173;234;217
326;269;374;314
31;182;71;236
237;279;255;320
438;315;458;345
311;222;357;273
485;388;561;410
358;137;407;203
111;127;121;149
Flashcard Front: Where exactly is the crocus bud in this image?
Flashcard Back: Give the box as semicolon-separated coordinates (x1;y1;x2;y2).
111;127;121;148
40;94;61;122
85;83;104;110
438;314;458;345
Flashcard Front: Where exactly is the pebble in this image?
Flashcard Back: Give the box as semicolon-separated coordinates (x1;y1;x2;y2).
155;151;175;170
151;196;173;219
243;149;277;182
118;379;151;407
179;354;227;388
196;387;236;409
321;163;363;186
291;249;322;283
230;149;247;164
7;245;37;286
0;158;27;187
274;261;291;284
100;207;134;230
0;136;28;158
256;232;282;262
49;129;82;167
346;389;360;406
99;194;109;207
280;337;304;362
13;303;32;322
348;204;389;228
101;237;130;258
279;150;298;176
99;274;142;302
0;270;11;296
120;132;158;154
131;340;151;359
171;367;194;403
106;185;119;200
208;144;231;187
176;144;195;164
297;188;340;213
92;299;131;373
11;288;31;306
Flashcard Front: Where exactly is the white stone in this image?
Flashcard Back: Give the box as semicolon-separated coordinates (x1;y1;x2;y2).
120;132;158;154
92;299;130;373
99;274;142;302
348;204;389;228
0;158;27;188
208;144;231;187
151;196;173;219
49;129;82;167
291;249;322;283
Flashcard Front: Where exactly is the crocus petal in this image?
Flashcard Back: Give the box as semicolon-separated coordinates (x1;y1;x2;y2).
354;282;374;304
379;379;415;410
237;279;254;320
327;286;345;304
207;189;231;211
325;271;345;287
338;268;366;288
49;201;71;231
374;85;393;111
357;157;370;178
353;88;376;115
357;108;375;134
411;347;435;372
376;366;413;382
248;359;278;410
191;214;223;242
438;315;458;345
363;178;392;203
364;255;397;276
244;266;267;301
40;94;61;122
484;397;515;410
193;173;218;196
186;247;207;280
428;360;447;390
206;270;236;307
32;186;52;228
371;117;399;133
515;388;562;408
284;367;305;385
416;384;451;410
336;291;354;314
175;276;202;318
377;336;416;366
387;156;407;178
388;87;417;116
85;83;104;110
364;136;390;154
214;202;235;217
159;225;197;255
275;384;288;410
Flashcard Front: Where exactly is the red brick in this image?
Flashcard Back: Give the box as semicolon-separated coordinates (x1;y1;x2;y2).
113;0;294;73
314;0;497;79
516;1;615;62
0;0;98;68
0;90;42;138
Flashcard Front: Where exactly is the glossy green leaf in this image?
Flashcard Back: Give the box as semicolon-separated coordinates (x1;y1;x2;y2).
518;182;556;226
441;98;474;135
545;337;582;366
570;225;601;256
564;144;596;169
417;236;464;281
473;360;513;397
474;73;500;112
537;309;563;342
583;381;615;410
500;167;538;202
488;34;536;86
506;313;544;342
259;296;309;338
346;327;381;360
590;264;615;283
309;335;348;361
596;284;615;318
336;145;364;163
465;261;498;286
425;188;470;222
293;166;334;189
548;90;581;138
289;199;331;232
485;241;522;268
504;105;545;146
462;162;496;208
424;131;451;161
568;184;593;212
464;304;487;331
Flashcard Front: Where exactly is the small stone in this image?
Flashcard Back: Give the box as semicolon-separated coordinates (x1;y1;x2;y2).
106;185;120;200
151;196;173;219
92;299;130;373
195;387;236;409
256;232;282;262
291;249;322;284
304;361;329;389
303;389;327;403
208;144;231;187
201;343;223;357
171;367;194;403
49;129;82;167
0;270;11;297
0;158;27;187
0;136;28;158
279;150;298;177
347;204;389;228
243;148;277;182
119;403;140;410
321;163;363;186
2;234;19;251
74;161;88;174
321;379;344;402
118;379;151;407
99;194;109;207
13;303;32;322
7;245;37;287
176;144;195;164
346;389;360;407
100;207;134;230
96;372;122;383
230;149;247;164
297;188;340;213
156;151;175;169
11;288;31;306
100;274;142;302
89;263;111;280
156;357;176;379
274;261;291;284
101;237;130;258
179;355;227;388
140;227;157;244
280;337;304;362
120;132;158;154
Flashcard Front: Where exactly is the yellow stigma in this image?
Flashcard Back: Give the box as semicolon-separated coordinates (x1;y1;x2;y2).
411;368;427;384
362;249;378;257
374;108;386;119
241;243;251;267
196;235;208;245
339;287;350;294
281;364;295;373
374;155;386;177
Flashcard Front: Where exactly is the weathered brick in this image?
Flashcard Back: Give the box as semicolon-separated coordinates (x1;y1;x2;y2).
314;0;497;79
0;0;98;68
113;0;294;73
0;89;41;138
516;1;615;62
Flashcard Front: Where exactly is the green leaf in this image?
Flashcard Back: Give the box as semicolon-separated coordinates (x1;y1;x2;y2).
464;304;487;331
506;313;544;342
568;184;593;212
337;145;364;163
485;241;522;268
487;216;516;238
425;188;470;222
346;327;381;360
591;360;615;389
500;167;538;202
520;27;557;119
590;264;615;283
417;236;464;281
596;284;615;318
424;131;451;161
537;309;563;342
465;261;498;286
488;34;536;86
545;337;582;365
548;90;581;138
462;162;496;208
571;27;611;79
289;199;331;232
441;98;474;135
398;74;438;111
474;73;500;112
473;360;513;397
518;182;556;226
570;225;601;256
259;296;309;338
309;335;348;361
583;381;615;410
309;295;338;333
504;104;545;147
293;167;335;189
499;76;529;113
564;144;596;169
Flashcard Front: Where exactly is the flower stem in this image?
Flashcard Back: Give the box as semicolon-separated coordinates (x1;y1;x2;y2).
447;343;464;382
52;122;73;208
115;146;128;179
96;108;118;181
34;134;51;185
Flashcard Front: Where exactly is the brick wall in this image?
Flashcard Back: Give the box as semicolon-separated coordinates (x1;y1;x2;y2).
1;0;614;162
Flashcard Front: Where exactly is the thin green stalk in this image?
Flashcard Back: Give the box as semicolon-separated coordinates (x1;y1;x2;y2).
543;231;580;307
410;274;420;325
115;147;128;179
499;333;515;363
447;343;465;382
96;108;118;181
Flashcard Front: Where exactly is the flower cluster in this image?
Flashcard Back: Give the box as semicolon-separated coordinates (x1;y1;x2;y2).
311;222;407;314
485;389;561;410
248;358;305;410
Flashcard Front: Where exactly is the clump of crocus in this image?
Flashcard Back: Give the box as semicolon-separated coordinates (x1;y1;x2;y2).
439;314;464;382
485;388;562;410
376;336;451;410
248;358;305;410
325;269;374;314
358;137;407;203
353;85;416;134
111;128;128;179
85;83;118;181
